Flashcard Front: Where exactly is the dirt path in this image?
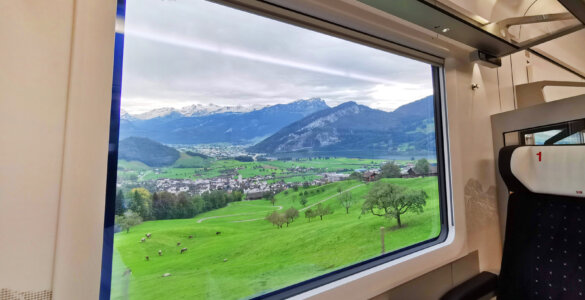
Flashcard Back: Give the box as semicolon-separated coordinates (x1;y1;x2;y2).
299;184;364;212
231;183;364;223
196;205;283;223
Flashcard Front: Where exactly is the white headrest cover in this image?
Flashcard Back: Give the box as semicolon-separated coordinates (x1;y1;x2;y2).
511;146;585;198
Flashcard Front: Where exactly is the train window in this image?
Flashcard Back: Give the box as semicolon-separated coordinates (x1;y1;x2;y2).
514;119;585;146
102;0;449;299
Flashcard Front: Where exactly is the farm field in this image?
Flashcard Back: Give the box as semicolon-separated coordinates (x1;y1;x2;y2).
118;156;437;183
111;177;441;300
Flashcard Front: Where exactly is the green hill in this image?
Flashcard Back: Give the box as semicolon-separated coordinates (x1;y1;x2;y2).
111;177;440;299
118;137;180;167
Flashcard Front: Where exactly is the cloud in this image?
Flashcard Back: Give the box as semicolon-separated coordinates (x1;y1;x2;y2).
121;0;433;114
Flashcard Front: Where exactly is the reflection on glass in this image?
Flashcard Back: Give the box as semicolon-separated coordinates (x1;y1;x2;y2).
533;129;563;145
555;131;585;144
110;1;441;299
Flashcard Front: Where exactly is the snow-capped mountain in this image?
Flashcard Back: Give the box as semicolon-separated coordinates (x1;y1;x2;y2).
133;107;180;120
119;98;330;144
178;103;266;117
126;103;268;120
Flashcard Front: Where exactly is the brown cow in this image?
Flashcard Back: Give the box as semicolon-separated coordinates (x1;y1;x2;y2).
146;233;151;239
140;238;146;243
145;256;149;261
188;235;193;239
180;248;188;254
177;242;181;246
216;232;221;236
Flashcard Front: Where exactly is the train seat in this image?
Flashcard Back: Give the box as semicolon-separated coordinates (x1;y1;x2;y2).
442;145;585;300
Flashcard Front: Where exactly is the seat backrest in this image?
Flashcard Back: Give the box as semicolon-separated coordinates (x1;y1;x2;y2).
498;145;585;300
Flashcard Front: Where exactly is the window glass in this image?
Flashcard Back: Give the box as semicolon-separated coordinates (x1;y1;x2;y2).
519;120;585;146
555;132;584;144
533;129;563;145
110;1;443;299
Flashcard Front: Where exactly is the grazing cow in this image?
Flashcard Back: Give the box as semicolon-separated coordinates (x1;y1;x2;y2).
146;233;151;239
158;250;162;256
177;242;181;246
188;235;193;239
180;248;188;254
223;258;228;262
162;273;171;277
145;256;149;261
123;269;132;276
216;232;221;236
140;238;146;243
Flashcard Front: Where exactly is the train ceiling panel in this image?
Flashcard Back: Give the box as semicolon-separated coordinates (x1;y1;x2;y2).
359;0;585;76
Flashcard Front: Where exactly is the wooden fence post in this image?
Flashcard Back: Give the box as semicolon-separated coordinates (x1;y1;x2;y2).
380;226;385;254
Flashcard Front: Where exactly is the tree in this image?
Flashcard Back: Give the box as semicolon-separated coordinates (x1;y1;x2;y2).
115;190;126;215
300;196;308;207
128;188;152;220
381;161;401;178
304;208;316;222
337;187;342;193
338;191;355;214
302;181;310;189
315;203;333;220
284;207;299;226
414;158;430;175
176;192;194;218
348;172;362;181
265;211;287;228
361;182;427;228
266;193;276;206
115;210;143;233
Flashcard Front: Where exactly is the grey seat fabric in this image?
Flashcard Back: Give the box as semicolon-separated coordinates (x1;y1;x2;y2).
498;146;585;300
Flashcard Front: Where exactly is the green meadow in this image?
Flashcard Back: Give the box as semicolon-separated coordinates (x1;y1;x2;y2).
117;155;439;183
111;177;441;300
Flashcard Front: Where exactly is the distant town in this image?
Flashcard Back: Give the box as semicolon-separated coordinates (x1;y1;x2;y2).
117;144;437;200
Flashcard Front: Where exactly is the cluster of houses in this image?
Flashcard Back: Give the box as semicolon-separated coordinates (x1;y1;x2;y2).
151;173;290;197
122;161;438;200
357;163;439;182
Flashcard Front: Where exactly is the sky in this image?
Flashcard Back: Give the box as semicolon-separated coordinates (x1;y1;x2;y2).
121;0;434;114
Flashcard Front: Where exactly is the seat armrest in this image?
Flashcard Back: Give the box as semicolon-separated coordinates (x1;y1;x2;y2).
440;271;498;300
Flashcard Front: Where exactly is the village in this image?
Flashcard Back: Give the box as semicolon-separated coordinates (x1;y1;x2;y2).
119;160;438;200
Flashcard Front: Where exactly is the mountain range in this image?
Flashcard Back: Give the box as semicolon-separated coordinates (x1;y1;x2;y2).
120;98;329;144
122;103;268;120
120;95;435;159
248;95;435;157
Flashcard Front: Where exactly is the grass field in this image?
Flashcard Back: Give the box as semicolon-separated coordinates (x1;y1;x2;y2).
117;156;439;183
111;177;441;299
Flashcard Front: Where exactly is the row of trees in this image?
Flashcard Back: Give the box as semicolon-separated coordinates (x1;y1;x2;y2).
304;203;333;222
116;188;243;222
265;203;335;228
265;181;427;229
266;207;299;228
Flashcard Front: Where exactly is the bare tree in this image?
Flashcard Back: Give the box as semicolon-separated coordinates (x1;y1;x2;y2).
315;203;333;220
284;207;299;226
304;208;316;222
338;191;355;214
